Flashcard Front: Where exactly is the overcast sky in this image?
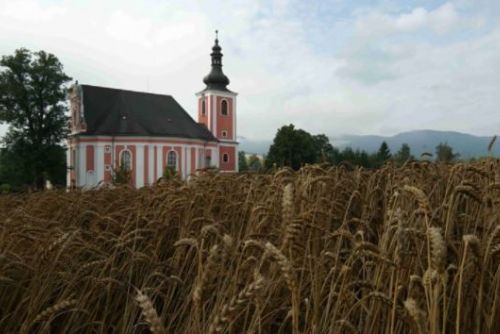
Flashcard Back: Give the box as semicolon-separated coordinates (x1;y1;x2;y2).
1;0;499;140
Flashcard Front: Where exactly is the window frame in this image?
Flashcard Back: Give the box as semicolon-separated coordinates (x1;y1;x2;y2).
222;153;229;163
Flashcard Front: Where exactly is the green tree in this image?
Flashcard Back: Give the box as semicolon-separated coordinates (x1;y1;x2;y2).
248;154;263;172
394;143;414;165
238;151;248;172
312;134;336;163
0;48;71;189
435;142;459;162
374;141;391;167
265;124;317;170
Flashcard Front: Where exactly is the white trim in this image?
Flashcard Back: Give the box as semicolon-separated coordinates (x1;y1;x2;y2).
196;90;238;98
73;135;218;145
136;145;144;188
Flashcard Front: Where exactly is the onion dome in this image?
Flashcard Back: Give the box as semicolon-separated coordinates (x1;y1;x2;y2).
203;30;230;91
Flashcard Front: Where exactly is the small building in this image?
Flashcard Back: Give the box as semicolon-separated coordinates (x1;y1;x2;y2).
67;34;238;187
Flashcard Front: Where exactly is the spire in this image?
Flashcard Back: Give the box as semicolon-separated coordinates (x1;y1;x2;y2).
203;30;230;91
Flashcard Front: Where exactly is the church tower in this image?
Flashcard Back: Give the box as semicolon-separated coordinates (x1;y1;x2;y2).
196;31;238;172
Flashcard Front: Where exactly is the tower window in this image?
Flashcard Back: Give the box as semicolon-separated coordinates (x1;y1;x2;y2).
201;99;206;115
223;153;229;163
167;150;177;170
222;130;227;138
120;150;132;171
221;100;228;116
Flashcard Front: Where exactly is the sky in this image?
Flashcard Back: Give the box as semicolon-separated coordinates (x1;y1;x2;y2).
1;0;499;141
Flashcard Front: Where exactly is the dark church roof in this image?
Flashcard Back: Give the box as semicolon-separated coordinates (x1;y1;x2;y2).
79;85;217;141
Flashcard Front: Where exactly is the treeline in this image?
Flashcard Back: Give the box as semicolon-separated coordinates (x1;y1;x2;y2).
239;124;462;172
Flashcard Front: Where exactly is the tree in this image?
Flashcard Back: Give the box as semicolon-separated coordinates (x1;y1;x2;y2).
312;134;336;163
238;151;248;172
265;124;317;170
435;142;459;162
0;48;71;189
394;143;414;165
374;141;391;167
248;154;263;172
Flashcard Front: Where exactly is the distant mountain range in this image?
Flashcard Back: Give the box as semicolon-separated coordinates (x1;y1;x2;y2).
239;130;499;159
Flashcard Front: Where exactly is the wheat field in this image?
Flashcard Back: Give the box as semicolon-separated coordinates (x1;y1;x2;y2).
0;161;499;333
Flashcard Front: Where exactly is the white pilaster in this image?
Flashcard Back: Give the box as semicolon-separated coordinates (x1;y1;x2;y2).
78;144;86;187
96;144;104;184
212;148;219;168
233;96;237;141
148;144;154;185
136;145;144;188
213;95;217;136
157;145;163;179
180;146;186;178
186;146;191;177
66;143;71;188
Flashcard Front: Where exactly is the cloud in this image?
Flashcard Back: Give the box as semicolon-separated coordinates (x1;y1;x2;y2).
0;0;66;22
354;2;462;38
0;0;499;142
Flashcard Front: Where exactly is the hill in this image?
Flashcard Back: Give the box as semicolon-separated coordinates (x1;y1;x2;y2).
239;130;499;159
339;130;498;159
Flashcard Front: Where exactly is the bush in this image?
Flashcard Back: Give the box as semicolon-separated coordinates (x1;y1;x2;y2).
0;184;11;194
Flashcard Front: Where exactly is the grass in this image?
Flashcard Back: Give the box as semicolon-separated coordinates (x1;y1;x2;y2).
0;161;499;333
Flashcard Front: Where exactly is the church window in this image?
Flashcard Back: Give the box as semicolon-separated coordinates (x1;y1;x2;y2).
222;130;227;138
201;99;206;115
221;100;228;116
223;153;229;163
167;150;177;170
120;150;132;171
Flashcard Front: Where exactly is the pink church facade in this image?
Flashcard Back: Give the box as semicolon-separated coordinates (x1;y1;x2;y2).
67;35;238;188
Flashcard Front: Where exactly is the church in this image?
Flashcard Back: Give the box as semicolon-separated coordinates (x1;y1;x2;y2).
67;34;238;188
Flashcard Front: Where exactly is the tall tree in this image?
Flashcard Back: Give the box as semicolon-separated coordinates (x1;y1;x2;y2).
375;141;392;167
0;48;71;189
265;124;317;170
435;142;459;162
394;143;414;165
238;151;248;172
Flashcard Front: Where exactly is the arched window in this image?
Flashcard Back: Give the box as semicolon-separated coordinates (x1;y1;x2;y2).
167;150;177;170
222;130;227;138
221;100;228;116
120;150;132;171
201;99;206;115
223;153;229;163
